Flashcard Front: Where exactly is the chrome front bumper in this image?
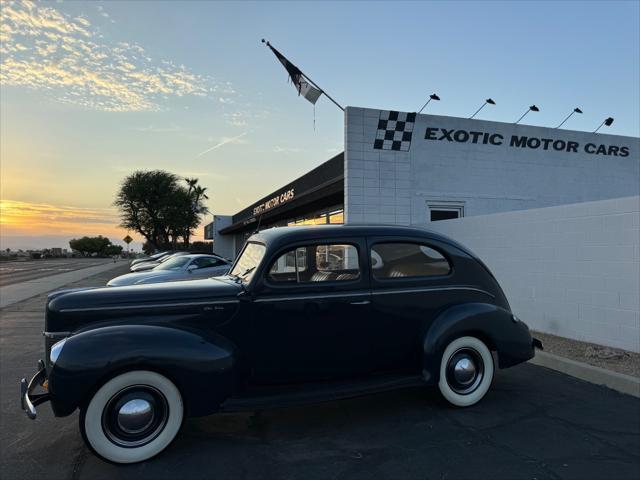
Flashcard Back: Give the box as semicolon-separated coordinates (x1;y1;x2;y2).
20;360;50;420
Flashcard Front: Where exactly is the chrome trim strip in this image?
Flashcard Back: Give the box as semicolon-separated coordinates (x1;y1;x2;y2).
254;286;492;303
372;286;494;298
59;299;239;313
43;331;71;339
255;291;370;303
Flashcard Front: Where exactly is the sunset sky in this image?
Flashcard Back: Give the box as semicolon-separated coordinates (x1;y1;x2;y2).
1;0;639;251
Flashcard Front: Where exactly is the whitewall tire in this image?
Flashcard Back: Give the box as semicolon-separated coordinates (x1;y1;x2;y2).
80;370;183;464
437;336;494;407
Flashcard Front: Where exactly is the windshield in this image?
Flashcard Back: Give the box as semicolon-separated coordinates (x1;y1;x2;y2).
154;257;190;271
229;242;266;283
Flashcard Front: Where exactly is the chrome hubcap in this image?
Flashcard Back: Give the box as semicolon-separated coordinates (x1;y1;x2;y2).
117;399;154;434
446;348;484;395
453;357;477;385
102;385;169;448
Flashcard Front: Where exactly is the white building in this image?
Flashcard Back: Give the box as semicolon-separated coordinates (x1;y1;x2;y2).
208;107;639;351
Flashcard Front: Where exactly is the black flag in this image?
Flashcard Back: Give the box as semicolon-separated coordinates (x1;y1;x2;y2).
266;43;322;104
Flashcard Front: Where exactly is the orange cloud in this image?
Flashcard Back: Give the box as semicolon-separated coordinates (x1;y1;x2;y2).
0;199;130;239
0;199;205;243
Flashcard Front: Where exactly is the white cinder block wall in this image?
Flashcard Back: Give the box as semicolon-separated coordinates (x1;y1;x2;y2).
427;196;640;352
212;215;235;260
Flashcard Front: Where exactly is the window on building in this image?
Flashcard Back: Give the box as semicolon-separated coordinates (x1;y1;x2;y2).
329;209;344;224
286;207;344;227
370;243;451;279
427;203;464;222
269;244;360;283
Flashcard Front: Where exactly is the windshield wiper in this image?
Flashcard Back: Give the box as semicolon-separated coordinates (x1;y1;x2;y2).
227;272;242;283
239;266;256;279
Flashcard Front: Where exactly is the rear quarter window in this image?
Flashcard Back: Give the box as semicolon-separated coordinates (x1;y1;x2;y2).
371;242;451;279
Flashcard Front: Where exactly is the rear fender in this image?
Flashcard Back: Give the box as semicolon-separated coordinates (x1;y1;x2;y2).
422;303;534;383
48;325;237;417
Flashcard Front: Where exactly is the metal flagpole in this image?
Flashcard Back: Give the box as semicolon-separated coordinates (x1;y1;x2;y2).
262;39;344;111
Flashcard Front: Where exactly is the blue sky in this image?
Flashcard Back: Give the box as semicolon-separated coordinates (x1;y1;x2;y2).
1;0;638;249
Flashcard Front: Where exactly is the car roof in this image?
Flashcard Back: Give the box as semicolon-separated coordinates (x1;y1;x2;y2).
248;224;475;257
181;253;227;260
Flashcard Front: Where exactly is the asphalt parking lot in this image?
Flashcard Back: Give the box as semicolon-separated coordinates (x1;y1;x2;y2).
1;266;639;480
0;258;115;287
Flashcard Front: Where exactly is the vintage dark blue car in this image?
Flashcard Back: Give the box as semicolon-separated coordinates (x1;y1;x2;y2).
22;225;541;463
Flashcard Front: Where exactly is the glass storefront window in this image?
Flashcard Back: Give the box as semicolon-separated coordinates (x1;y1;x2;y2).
284;208;344;227
329;210;344;224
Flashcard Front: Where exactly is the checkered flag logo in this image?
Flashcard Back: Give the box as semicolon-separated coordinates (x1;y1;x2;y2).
373;111;416;151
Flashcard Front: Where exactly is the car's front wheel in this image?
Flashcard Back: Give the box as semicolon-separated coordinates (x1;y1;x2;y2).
80;370;183;464
438;336;494;407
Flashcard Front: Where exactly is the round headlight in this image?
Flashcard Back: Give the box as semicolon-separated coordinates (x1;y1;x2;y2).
50;338;67;365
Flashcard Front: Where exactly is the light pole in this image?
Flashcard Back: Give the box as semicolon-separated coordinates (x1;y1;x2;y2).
418;93;440;114
469;98;495;119
556;107;583;128
594;117;614;133
515;105;539;124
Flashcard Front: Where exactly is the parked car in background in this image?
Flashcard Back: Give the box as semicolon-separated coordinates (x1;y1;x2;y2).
22;225;540;464
130;252;185;272
129;251;172;270
108;254;230;286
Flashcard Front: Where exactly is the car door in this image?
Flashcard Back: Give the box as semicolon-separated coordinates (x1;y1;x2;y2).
248;237;373;385
367;236;456;374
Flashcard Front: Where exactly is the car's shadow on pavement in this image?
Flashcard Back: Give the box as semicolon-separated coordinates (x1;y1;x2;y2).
75;364;640;480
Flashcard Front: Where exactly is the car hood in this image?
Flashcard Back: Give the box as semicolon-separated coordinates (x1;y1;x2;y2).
46;277;242;334
108;271;177;286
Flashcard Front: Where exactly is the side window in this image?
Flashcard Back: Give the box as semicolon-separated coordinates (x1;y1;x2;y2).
371;243;451;279
192;257;214;269
268;244;360;283
269;248;307;282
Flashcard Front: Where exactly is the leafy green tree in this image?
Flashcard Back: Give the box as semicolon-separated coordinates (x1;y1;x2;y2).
69;236;118;257
114;171;179;249
188;241;213;252
103;244;124;256
182;177;210;247
114;171;209;250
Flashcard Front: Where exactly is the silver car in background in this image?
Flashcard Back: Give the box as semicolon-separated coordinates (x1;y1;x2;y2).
129;250;172;269
108;254;231;286
130;252;186;272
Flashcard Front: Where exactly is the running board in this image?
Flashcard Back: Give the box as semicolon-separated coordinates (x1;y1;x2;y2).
221;374;424;412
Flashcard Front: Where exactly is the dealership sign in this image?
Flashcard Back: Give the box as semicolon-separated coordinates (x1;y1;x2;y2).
423;127;631;157
253;188;295;216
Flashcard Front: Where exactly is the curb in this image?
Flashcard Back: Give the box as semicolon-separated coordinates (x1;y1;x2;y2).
530;350;640;398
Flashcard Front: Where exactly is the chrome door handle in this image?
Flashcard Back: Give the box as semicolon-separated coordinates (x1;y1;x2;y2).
350;300;370;305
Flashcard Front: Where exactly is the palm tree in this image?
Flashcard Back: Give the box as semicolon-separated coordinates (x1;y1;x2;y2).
182;178;210;247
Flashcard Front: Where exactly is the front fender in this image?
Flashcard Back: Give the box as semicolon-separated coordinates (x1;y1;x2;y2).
48;325;237;417
422;303;534;383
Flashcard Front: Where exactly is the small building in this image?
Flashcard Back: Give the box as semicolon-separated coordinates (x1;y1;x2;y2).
206;106;639;260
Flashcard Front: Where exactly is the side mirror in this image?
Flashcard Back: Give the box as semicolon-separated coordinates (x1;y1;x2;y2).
187;264;198;272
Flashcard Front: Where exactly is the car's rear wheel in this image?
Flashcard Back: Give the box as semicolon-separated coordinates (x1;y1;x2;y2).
80;370;183;464
438;336;494;407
